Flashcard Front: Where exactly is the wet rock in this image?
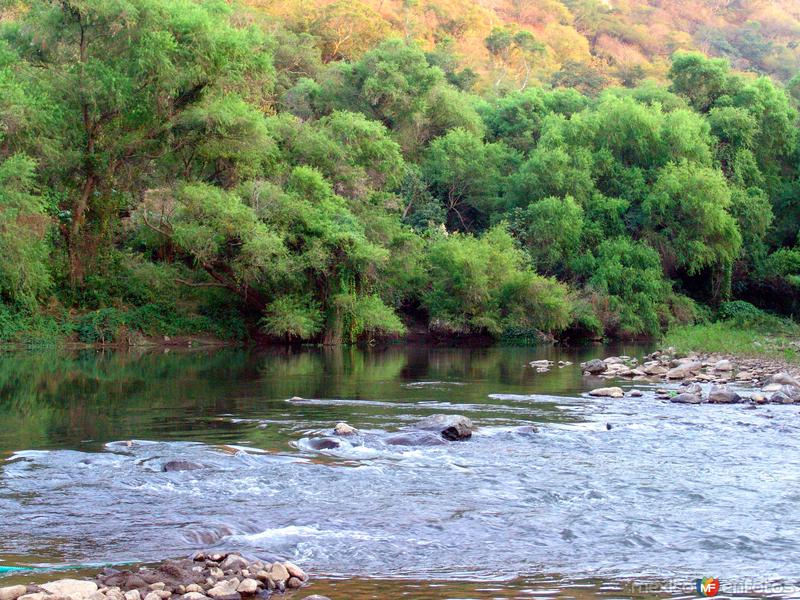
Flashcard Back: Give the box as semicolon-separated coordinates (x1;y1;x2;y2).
384;431;446;446
752;393;768;404
583;359;606;374
529;360;552;368
588;386;624;398
286;578;303;590
333;422;357;436
0;586;28;600
514;425;539;434
670;392;704;404
267;564;289;584
628;389;643;397
762;382;783;393
305;438;341;450
665;361;701;379
283;563;307;582
707;386;742;404
770;391;795;404
41;580;98;600
415;414;474;441
162;461;203;472
235;580;258;595
219;555;249;573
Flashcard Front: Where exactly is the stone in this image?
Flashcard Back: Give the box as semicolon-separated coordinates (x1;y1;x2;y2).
124;591;141;600
0;587;28;600
306;438;341;450
148;584;165;591
714;359;734;372
762;383;783;393
642;363;667;376
184;587;203;595
283;563;306;582
181;594;208;600
219;556;249;573
414;414;474;440
18;594;45;600
143;593;161;600
670;392;704;404
87;593;107;600
588;387;624;398
207;582;239;600
286;578;303;590
628;389;643;397
736;371;754;380
752;393;768;404
333;422;357;436
529;360;552;367
707;386;742;404
301;597;332;600
209;568;224;580
254;573;269;584
41;580;98;600
583;359;606;374
162;460;203;472
770;391;795;404
665;361;701;379
267;564;289;584
770;372;800;387
235;581;257;596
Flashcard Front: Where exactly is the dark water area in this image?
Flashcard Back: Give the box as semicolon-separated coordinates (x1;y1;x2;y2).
1;343;799;599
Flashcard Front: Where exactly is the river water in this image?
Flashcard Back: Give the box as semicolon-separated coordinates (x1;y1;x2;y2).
1;344;799;599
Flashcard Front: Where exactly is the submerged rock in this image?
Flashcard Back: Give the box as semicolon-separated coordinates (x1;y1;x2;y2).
384;431;447;446
305;437;342;450
415;414;474;440
162;461;203;473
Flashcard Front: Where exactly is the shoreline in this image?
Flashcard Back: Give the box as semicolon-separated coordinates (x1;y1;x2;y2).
0;555;322;600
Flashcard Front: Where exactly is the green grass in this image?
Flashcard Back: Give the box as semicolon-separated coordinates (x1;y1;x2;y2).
663;319;800;363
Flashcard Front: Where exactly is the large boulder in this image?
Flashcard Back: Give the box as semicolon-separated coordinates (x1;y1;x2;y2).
665;361;701;379
415;414;474;441
670;392;703;404
41;580;98;600
384;431;446;446
583;359;607;374
0;586;28;600
707;386;742;404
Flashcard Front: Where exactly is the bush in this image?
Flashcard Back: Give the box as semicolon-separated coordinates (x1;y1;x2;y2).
423;226;572;336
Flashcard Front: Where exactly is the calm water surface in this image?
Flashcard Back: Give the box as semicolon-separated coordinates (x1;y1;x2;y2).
1;344;799;599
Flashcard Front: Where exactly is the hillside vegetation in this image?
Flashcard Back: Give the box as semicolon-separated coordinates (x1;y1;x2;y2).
0;0;799;345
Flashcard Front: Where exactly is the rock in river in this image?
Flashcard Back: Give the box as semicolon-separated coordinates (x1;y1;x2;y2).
384;431;447;446
670;392;704;404
707;386;742;404
415;414;474;440
162;460;203;472
588;387;624;398
333;422;357;436
583;359;606;374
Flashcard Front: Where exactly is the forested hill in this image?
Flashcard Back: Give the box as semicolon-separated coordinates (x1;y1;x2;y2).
257;0;800;91
0;0;798;346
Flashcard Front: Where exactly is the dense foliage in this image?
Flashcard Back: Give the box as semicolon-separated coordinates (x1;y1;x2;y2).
1;0;799;345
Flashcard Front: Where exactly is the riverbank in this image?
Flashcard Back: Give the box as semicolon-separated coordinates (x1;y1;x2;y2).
0;555;322;600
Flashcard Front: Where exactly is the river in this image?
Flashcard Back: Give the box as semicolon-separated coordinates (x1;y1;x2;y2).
1;344;798;599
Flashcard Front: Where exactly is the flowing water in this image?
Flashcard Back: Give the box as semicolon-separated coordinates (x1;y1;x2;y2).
1;344;800;599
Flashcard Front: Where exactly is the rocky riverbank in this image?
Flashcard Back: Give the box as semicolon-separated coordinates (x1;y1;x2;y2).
572;348;800;405
0;555;328;600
